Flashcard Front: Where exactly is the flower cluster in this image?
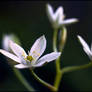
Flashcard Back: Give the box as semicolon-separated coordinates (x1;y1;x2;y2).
0;3;91;92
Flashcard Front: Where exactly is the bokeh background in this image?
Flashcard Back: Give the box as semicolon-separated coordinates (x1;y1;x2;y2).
0;1;92;91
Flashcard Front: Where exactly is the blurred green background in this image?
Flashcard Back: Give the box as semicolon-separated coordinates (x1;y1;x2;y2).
0;1;92;91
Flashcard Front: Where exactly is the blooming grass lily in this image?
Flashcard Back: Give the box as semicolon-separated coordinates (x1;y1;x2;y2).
77;35;92;60
46;4;78;29
0;35;61;69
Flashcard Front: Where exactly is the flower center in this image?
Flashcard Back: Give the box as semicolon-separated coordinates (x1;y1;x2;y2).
25;55;33;62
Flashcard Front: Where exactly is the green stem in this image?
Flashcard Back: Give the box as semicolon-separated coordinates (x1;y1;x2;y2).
53;28;61;72
53;27;67;91
31;70;56;91
53;28;62;91
54;70;63;91
59;27;67;52
53;53;63;91
62;62;92;74
56;56;61;73
53;29;58;52
13;68;35;91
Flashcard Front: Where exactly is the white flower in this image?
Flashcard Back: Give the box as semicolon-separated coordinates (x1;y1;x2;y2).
2;34;13;51
46;4;78;29
77;35;92;60
2;34;20;51
0;35;61;69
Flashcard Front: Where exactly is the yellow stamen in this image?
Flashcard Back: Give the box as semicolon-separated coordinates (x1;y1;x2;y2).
24;55;33;62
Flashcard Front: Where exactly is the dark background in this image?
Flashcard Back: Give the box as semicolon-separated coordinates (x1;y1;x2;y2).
0;1;92;92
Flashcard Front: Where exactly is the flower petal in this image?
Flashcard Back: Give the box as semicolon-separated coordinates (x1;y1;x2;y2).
91;43;92;52
46;4;55;23
59;18;78;25
9;40;27;58
55;6;64;21
14;64;29;69
30;35;46;61
83;47;92;60
33;52;61;67
2;34;10;51
0;49;21;63
77;35;92;57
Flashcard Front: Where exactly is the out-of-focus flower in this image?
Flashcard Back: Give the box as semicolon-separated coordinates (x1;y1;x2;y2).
2;34;21;51
46;4;78;29
77;35;92;60
0;35;61;69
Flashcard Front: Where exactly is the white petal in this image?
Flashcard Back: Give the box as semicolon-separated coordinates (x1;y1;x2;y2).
0;49;21;63
83;47;92;60
46;4;56;23
33;52;61;67
14;64;29;69
2;35;10;51
77;35;91;57
30;35;46;61
59;18;78;25
55;6;64;21
91;43;92;52
9;40;27;58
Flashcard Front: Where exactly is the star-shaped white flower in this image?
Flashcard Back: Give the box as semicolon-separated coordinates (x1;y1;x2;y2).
0;35;61;69
77;35;92;60
46;4;78;29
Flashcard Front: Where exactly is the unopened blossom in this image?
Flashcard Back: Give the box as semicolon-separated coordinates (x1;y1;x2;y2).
46;4;78;29
77;35;92;60
0;35;61;69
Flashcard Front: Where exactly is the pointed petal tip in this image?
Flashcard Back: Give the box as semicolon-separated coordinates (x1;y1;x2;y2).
55;52;61;57
46;3;51;8
0;49;3;53
77;35;82;41
57;6;64;12
42;35;45;38
77;35;80;39
14;64;29;69
40;35;46;41
69;18;79;23
0;49;6;54
73;18;79;22
58;52;61;56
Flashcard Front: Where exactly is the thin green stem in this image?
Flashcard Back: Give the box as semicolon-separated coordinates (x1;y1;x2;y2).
53;27;67;91
53;29;58;52
53;28;62;91
62;62;92;74
59;27;67;52
56;56;61;73
13;68;35;91
53;28;61;72
54;70;63;91
31;70;57;91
